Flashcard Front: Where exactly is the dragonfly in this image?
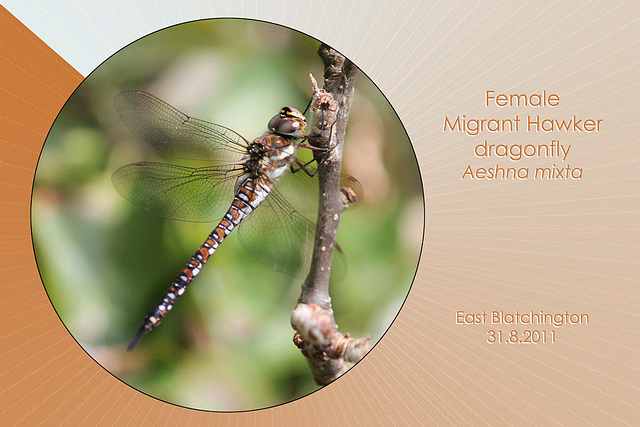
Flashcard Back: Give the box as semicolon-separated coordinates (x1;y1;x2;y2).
112;90;343;350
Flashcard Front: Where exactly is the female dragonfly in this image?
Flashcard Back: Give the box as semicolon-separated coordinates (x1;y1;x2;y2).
112;90;340;350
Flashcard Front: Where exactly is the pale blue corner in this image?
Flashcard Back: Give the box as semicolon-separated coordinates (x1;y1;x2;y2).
2;0;228;77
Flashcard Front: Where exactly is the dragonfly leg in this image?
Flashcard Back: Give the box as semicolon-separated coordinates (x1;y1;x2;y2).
295;108;340;174
301;96;313;116
290;156;319;177
300;108;330;140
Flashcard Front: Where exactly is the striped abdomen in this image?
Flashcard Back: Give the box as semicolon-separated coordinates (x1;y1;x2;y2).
127;178;271;350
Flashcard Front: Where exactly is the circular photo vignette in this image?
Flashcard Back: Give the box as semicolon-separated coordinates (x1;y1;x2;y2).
32;18;424;412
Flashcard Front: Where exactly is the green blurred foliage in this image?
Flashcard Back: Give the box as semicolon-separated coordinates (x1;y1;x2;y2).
32;19;423;411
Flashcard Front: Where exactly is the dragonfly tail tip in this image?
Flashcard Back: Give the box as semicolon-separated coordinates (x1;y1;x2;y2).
127;328;145;351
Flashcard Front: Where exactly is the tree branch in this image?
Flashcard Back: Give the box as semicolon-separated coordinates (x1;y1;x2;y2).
291;44;370;385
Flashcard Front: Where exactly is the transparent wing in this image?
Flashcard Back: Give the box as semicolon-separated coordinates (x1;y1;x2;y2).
238;187;315;274
113;91;354;277
114;90;250;162
112;162;240;222
238;171;347;278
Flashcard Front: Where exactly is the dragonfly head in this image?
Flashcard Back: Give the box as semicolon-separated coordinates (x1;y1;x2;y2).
268;106;307;138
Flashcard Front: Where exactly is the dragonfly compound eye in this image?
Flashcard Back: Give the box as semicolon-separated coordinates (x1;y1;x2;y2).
268;107;307;137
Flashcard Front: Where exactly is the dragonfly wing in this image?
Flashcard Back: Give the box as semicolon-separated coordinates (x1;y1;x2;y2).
114;90;250;162
238;186;315;275
112;162;238;222
238;171;347;279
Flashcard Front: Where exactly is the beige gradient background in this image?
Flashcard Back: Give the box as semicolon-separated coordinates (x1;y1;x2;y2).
1;2;638;425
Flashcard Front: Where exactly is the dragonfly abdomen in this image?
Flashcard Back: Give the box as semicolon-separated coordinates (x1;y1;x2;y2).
127;177;272;350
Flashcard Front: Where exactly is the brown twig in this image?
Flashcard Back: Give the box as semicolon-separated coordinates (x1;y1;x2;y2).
291;303;371;383
292;44;370;385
